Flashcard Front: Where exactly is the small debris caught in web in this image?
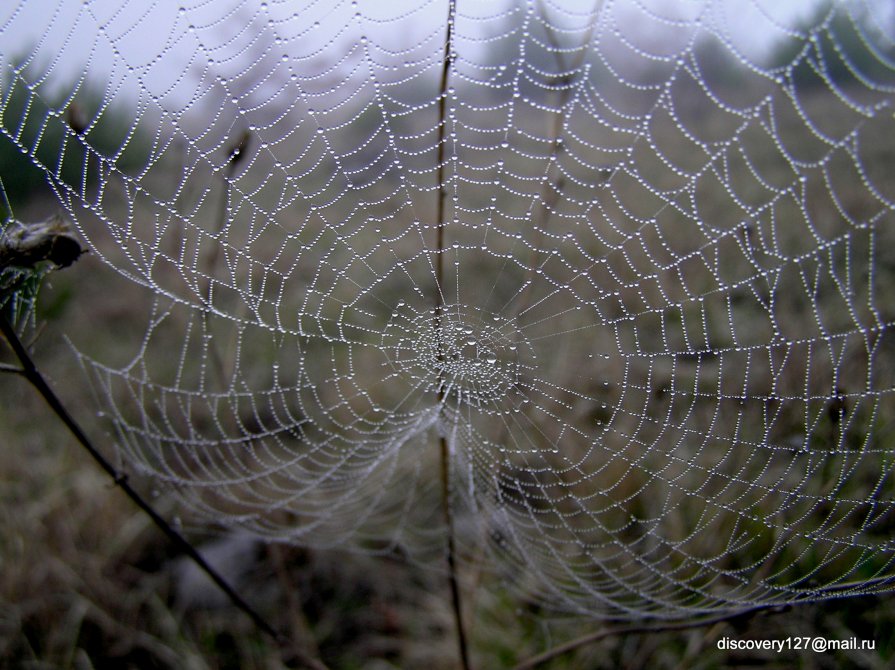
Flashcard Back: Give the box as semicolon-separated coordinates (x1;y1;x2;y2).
226;129;251;168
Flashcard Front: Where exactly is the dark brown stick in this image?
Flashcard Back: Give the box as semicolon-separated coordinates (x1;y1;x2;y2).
512;605;773;670
0;313;329;670
435;1;455;307
441;435;472;670
434;2;470;668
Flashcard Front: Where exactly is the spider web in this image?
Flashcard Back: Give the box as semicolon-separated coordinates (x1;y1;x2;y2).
3;0;895;619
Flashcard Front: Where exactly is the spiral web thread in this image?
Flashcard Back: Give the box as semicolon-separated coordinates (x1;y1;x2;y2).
2;0;895;619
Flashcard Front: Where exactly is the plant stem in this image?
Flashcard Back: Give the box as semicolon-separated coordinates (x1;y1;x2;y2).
441;436;472;670
200;162;235;390
511;605;771;670
0;313;329;670
435;2;470;668
435;1;454;308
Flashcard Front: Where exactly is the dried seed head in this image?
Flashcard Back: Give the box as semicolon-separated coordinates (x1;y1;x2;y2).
0;213;86;271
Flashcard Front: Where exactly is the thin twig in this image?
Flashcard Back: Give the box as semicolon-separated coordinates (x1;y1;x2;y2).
0;313;329;670
200;161;235;390
511;605;773;669
434;2;471;669
440;435;472;670
201;131;250;390
434;1;454;309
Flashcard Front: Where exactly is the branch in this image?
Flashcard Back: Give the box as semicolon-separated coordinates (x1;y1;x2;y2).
512;570;895;669
434;0;455;311
434;3;471;669
0;313;329;670
511;605;774;670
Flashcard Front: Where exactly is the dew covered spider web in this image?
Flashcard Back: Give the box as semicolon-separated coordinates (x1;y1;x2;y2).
3;0;895;620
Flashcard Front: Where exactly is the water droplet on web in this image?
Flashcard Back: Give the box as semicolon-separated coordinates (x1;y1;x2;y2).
21;0;887;622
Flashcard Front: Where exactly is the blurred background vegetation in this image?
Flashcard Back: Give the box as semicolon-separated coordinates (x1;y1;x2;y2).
3;1;895;668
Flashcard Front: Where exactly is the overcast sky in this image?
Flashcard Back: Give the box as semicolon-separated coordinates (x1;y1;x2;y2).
2;0;838;108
